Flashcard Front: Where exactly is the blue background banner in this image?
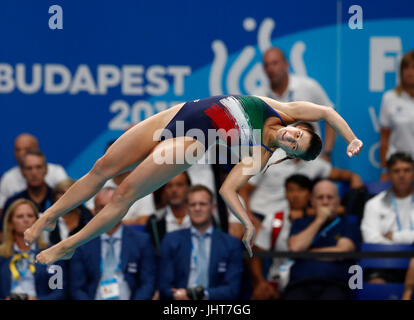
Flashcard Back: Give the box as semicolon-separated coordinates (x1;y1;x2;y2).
1;0;413;182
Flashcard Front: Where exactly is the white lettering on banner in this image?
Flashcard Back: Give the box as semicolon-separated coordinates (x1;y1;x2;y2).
98;65;121;94
368;38;403;168
146;65;168;96
369;37;402;92
0;64;15;93
368;106;380;133
131;101;153;124
122;65;144;95
70;65;98;95
109;100;130;130
367;106;381;168
369;142;381;169
45;64;71;94
0;64;192;96
168;66;191;96
16;64;42;94
108;100;181;130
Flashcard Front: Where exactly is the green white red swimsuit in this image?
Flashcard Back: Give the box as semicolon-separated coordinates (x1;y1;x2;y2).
160;95;286;152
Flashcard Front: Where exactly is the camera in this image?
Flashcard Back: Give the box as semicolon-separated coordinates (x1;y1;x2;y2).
9;293;28;300
186;285;205;300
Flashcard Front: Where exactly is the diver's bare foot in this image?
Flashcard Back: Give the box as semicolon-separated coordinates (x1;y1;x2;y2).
24;215;57;246
35;243;75;265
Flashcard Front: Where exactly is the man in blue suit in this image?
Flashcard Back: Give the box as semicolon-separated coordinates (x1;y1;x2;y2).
159;184;244;300
69;187;156;300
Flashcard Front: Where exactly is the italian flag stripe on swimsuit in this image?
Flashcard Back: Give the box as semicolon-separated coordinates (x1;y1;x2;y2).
203;96;268;146
236;96;267;131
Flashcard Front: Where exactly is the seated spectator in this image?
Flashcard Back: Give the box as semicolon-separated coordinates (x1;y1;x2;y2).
379;51;414;181
145;172;192;252
402;258;414;300
0;133;68;212
49;178;93;244
1;150;55;239
239;122;364;226
361;152;414;283
158;185;243;300
362;152;414;244
187;162;218;222
0;199;67;300
69;187;156;300
284;179;361;300
249;174;313;300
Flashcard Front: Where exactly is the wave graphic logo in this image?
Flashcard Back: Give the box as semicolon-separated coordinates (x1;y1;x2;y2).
209;17;308;96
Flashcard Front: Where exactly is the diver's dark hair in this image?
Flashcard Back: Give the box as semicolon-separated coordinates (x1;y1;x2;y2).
298;130;322;161
294;121;315;133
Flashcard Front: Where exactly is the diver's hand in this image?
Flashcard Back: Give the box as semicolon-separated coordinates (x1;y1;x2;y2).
347;139;363;157
242;224;256;258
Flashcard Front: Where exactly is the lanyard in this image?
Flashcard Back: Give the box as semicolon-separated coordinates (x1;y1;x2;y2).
391;195;414;231
99;239;121;275
191;233;210;265
99;260;121;275
312;217;341;245
10;252;36;281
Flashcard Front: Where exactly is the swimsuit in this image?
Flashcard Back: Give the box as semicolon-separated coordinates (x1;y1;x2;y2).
159;95;286;152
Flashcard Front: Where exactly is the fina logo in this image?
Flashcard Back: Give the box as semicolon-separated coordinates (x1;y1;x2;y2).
209;17;308;96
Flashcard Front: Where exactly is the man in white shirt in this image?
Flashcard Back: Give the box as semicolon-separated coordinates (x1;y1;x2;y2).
361;152;414;244
0;133;68;210
255;47;336;161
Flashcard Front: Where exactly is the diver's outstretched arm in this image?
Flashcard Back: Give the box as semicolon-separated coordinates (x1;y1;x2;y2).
259;96;363;157
219;146;271;257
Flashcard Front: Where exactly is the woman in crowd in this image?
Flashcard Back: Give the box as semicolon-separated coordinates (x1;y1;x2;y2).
380;51;414;180
0;199;66;300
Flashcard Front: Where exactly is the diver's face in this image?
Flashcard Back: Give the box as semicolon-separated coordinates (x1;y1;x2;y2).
276;126;311;157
